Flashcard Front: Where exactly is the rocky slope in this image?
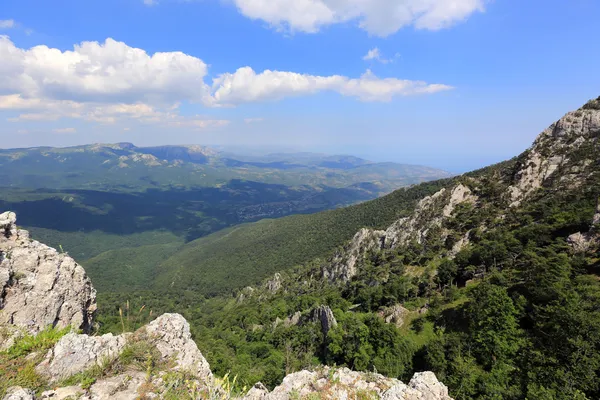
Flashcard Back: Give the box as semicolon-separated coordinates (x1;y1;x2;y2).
0;211;452;399
319;100;600;284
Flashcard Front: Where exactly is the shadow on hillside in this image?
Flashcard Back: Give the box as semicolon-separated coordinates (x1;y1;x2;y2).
0;180;378;242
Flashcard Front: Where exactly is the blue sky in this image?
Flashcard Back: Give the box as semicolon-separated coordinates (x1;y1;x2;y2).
1;0;599;172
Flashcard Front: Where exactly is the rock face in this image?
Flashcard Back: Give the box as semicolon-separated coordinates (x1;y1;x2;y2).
273;305;337;338
306;305;338;337
0;211;97;348
245;367;452;400
323;228;385;283
322;184;478;284
508;107;600;207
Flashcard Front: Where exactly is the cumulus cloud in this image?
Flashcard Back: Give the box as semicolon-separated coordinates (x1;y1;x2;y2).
0;20;15;29
52;127;77;134
233;0;486;36
0;36;451;125
212;67;451;105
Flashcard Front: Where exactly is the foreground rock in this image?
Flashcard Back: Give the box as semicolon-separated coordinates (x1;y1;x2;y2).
246;367;452;400
0;211;97;348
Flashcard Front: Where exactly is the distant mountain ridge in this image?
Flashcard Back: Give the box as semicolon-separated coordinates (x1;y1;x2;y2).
0;142;451;192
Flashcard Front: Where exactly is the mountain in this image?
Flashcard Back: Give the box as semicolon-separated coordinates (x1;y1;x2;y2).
94;97;600;398
0;143;450;293
0;143;450;191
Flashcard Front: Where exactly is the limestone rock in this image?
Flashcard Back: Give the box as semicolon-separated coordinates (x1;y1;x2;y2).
265;273;283;293
0;211;97;349
144;313;213;381
244;368;453;400
306;305;337;337
442;184;477;217
323;228;385;283
245;382;269;400
3;387;35;400
379;304;410;328
36;332;128;381
408;371;452;399
508;108;600;206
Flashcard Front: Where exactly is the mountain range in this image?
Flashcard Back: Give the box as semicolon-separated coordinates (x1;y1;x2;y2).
1;97;600;399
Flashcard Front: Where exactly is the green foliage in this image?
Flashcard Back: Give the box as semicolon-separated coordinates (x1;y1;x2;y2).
0;326;70;397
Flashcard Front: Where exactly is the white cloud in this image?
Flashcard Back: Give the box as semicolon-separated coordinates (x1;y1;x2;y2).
232;0;486;36
143;0;158;6
362;47;398;64
0;36;452;125
52;127;77;134
0;20;15;29
212;67;451;105
244;117;264;123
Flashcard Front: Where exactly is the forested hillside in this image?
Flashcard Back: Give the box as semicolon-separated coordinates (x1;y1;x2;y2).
97;97;600;399
0;144;450;293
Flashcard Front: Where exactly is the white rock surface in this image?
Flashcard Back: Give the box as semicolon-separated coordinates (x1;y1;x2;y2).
3;388;35;400
0;211;97;348
144;313;213;381
243;367;453;400
36;332;128;381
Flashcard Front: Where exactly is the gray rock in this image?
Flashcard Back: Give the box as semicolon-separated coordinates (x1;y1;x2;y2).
408;371;452;400
245;382;269;400
306;305;337;337
2;387;35;400
379;304;410;328
36;332;128;382
508;108;600;206
323;228;385;283
265;273;283;293
244;367;453;400
0;211;97;349
144;313;213;381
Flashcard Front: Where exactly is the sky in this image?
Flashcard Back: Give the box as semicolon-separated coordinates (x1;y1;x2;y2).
1;0;599;172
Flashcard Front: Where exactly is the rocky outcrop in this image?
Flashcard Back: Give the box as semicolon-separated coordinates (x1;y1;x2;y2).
379;304;411;328
567;198;600;253
0;211;96;348
273;305;337;338
144;313;213;381
323;228;385;283
244;367;452;400
265;273;283;293
322;184;478;284
306;305;338;337
34;313;212;385
508;107;600;207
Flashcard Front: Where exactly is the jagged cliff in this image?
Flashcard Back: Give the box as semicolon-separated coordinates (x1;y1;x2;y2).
0;212;452;399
